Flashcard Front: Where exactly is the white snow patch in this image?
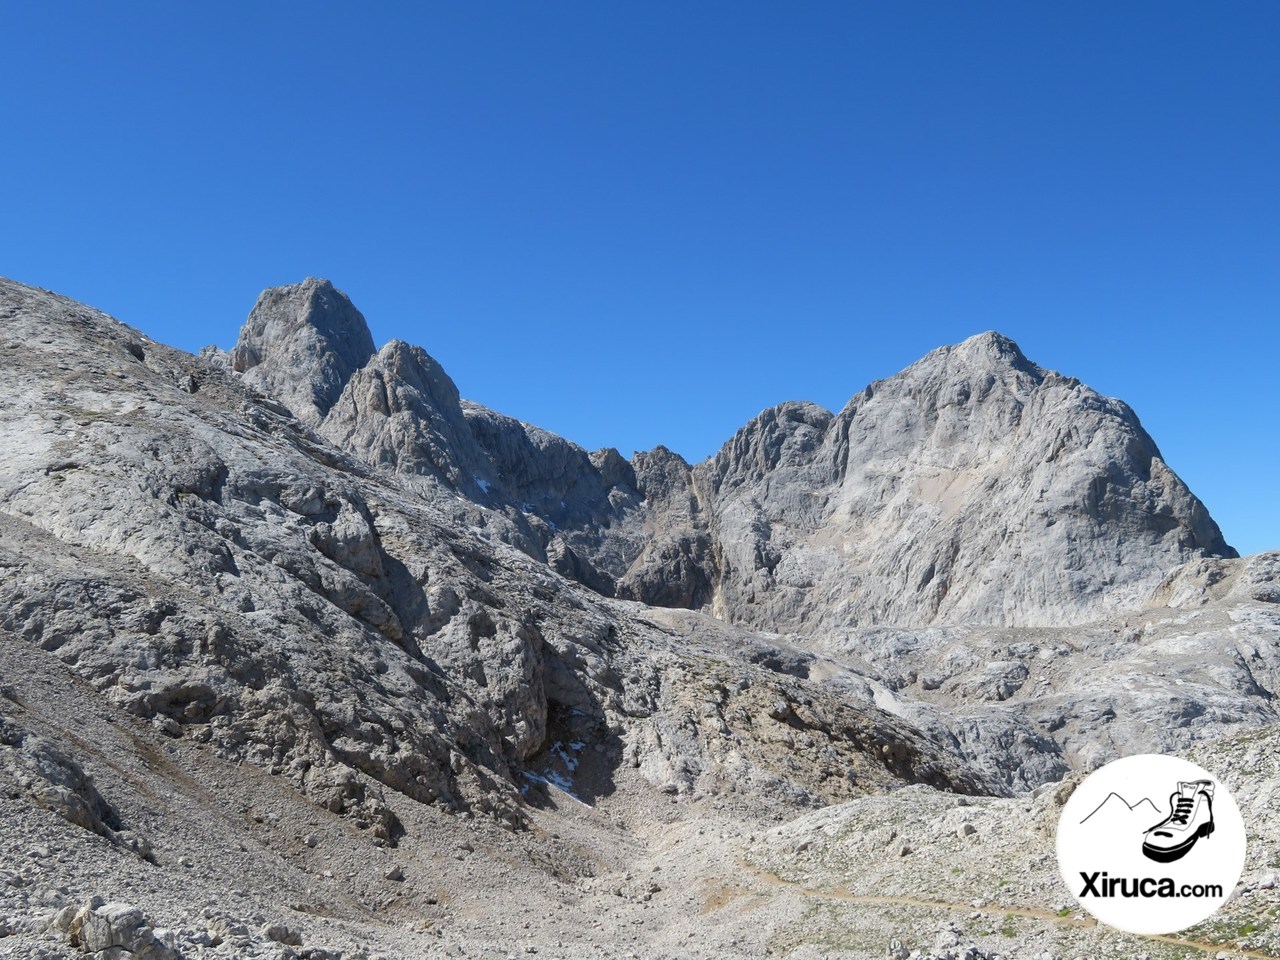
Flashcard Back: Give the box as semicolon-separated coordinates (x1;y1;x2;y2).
521;771;590;807
549;740;582;772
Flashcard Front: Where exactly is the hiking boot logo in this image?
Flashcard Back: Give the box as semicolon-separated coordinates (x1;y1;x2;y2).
1056;755;1246;936
1142;779;1215;863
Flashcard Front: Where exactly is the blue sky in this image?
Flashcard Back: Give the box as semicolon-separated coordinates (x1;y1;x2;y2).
2;3;1276;553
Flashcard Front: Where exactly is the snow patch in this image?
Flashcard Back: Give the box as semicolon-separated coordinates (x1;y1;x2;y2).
521;771;590;807
550;740;580;772
521;741;590;805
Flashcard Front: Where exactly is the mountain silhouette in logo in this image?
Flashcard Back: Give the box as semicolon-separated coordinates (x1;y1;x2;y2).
1080;792;1161;826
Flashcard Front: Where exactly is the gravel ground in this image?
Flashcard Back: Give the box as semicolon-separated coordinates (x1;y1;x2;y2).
3;629;1278;959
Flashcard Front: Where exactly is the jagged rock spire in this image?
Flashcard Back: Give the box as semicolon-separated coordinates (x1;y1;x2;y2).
230;278;375;427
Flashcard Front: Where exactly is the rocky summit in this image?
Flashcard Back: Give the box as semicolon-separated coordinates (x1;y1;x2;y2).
262;282;1234;632
1;275;1277;960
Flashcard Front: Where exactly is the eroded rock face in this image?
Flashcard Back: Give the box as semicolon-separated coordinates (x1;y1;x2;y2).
0;707;119;839
1;274;1272;837
0;268;1274;960
519;333;1233;630
680;332;1235;630
321;339;490;494
0;276;995;848
229;278;375;427
0;274;1275;960
613;446;716;609
263;279;1231;632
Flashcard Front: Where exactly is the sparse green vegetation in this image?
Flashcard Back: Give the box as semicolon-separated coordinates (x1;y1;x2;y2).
1207;913;1271;942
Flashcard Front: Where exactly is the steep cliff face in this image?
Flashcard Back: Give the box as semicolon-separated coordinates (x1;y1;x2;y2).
224;282;1232;632
319;338;492;494
229;278;376;428
1;277;996;846
2;275;1277;960
685;331;1234;630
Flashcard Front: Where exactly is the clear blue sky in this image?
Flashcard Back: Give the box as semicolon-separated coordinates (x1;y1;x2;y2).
2;3;1276;553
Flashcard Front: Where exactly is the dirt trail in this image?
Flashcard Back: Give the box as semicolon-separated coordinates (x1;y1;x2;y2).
743;862;1277;959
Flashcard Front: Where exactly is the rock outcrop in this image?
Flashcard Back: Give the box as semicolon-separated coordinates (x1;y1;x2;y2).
680;331;1234;630
0;277;992;839
320;338;488;494
262;279;1231;631
0;274;1275;960
0;707;119;840
229;277;375;427
48;899;180;960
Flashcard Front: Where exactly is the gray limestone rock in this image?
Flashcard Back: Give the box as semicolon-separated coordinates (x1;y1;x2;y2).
627;332;1235;630
229;278;375;427
0;711;119;839
58;900;179;960
612;446;717;609
320;339;491;495
270;282;1232;635
0;275;993;839
0;273;1278;960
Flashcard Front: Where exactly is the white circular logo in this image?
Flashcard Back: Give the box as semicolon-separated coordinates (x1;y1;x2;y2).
1056;754;1246;934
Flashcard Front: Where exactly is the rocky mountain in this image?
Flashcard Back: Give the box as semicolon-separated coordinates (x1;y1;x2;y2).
227;278;377;430
0;274;1275;960
690;332;1233;630
249;280;1231;633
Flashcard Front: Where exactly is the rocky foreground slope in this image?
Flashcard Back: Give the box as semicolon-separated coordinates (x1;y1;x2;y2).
0;276;1277;959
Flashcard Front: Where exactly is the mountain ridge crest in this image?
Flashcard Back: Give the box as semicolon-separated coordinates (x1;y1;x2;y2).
219;278;1234;630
